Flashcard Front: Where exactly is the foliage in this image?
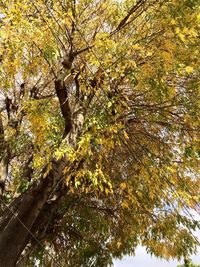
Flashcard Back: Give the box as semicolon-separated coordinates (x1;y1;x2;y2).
0;0;200;266
177;259;200;267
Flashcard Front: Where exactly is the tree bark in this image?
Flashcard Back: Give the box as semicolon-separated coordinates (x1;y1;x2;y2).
0;157;67;267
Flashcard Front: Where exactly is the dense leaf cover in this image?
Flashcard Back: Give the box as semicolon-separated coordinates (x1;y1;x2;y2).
0;0;199;266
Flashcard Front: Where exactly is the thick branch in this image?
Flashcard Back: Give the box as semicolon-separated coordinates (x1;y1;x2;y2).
0;113;9;194
55;79;72;138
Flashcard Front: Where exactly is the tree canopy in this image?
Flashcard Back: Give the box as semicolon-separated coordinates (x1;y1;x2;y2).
0;0;199;266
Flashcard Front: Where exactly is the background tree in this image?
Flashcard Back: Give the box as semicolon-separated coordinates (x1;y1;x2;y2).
0;0;199;266
177;259;200;267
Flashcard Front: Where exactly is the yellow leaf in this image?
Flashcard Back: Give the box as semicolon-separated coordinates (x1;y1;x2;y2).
185;66;193;74
120;182;127;190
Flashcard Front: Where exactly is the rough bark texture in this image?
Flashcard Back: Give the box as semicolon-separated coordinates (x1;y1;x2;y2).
0;157;67;267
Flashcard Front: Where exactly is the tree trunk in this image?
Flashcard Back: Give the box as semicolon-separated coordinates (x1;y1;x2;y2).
0;157;67;267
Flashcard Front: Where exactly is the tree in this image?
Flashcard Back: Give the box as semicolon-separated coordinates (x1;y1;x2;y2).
178;259;200;267
0;0;199;266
